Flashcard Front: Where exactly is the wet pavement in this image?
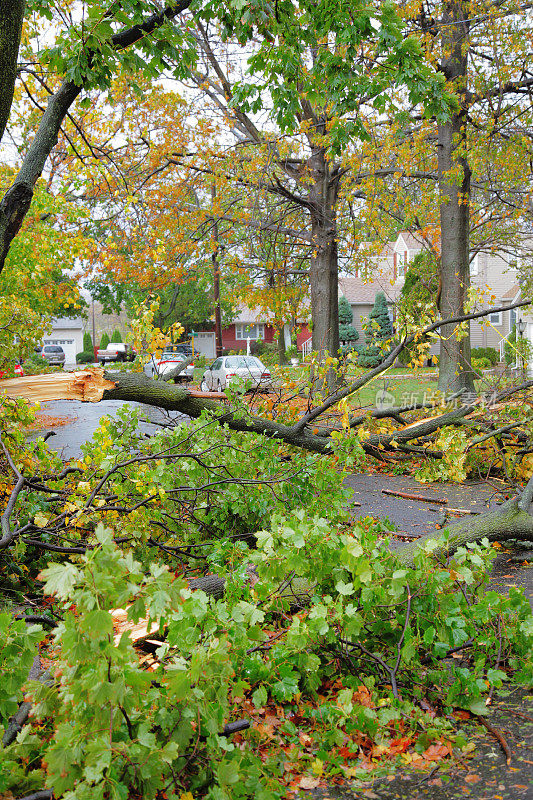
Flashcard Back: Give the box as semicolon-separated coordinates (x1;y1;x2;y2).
344;473;507;537
344;473;533;607
27;399;188;460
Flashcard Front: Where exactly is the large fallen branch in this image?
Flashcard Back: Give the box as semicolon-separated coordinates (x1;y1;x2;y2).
2;368;531;461
2;301;530;459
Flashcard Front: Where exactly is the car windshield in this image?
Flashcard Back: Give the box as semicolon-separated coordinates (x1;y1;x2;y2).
44;346;63;353
159;353;185;361
225;356;263;369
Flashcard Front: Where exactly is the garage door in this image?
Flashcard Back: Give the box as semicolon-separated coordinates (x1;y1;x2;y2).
43;338;77;364
193;332;216;359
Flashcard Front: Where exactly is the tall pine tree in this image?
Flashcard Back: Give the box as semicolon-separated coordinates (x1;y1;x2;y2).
359;292;393;367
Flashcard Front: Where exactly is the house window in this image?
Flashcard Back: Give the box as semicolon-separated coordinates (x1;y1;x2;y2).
236;323;265;340
470;255;479;276
510;308;517;330
489;310;502;326
396;251;407;279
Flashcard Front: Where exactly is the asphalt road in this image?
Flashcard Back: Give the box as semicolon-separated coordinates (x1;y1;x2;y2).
28;399;188;459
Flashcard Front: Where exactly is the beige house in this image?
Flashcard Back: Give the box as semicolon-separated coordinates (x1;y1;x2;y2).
340;232;524;358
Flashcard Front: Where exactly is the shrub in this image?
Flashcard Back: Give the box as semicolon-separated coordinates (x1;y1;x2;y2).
340;342;363;358
22;354;51;375
99;332;110;350
111;329;122;343
338;296;359;343
471;347;499;366
472;356;491;370
83;331;93;352
76;351;95;364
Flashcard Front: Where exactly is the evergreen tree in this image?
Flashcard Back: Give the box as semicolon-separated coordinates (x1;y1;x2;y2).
99;332;110;350
83;331;93;352
111;329;122;343
338;296;359;343
397;252;439;365
359;292;393;367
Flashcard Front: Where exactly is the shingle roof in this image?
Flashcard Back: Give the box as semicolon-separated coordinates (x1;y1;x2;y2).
502;284;521;300
339;275;402;305
231;306;270;324
51;317;85;330
396;231;426;252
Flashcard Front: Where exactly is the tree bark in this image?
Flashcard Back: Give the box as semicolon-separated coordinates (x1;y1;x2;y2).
277;327;287;364
0;0;25;146
308;147;340;383
396;497;533;568
437;0;475;395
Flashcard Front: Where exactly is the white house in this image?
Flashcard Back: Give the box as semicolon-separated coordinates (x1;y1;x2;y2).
340;232;526;358
42;318;85;364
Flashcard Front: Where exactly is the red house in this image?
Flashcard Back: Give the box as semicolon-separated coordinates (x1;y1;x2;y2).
193;306;310;359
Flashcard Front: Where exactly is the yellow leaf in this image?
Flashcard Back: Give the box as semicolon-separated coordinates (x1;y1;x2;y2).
311;759;324;776
34;512;49;528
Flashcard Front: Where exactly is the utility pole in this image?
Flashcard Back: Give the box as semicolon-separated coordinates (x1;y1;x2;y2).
92;299;96;358
211;184;223;357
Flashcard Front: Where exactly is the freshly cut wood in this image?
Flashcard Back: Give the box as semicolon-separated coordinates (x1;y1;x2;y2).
111;607;160;646
0;369;116;402
381;488;447;505
0;369;226;404
188;389;226;399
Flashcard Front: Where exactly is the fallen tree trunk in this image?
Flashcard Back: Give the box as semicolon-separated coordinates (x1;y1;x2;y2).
0;370;334;454
2;369;530;459
395;496;533;567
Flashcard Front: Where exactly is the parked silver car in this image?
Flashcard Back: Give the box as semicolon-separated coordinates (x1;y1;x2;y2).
40;345;65;366
144;352;194;383
200;355;271;392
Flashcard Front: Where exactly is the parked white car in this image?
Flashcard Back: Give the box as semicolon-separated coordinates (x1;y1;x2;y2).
144;352;194;383
200;355;271;392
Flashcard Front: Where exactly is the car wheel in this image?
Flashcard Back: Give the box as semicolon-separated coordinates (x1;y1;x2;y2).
200;379;209;392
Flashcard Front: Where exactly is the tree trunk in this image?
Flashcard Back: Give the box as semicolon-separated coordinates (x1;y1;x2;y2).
308;147;340;386
0;0;25;146
437;0;475;395
277;327;287;364
395;497;533;568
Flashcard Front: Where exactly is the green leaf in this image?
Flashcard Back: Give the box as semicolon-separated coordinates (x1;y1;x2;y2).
463;698;489;716
252;684;267;708
40;562;80;599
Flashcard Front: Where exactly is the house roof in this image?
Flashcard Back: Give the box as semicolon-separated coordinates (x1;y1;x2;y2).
339;275;402;306
396;231;426;252
51;317;85;330
231;306;268;324
502;284;521;301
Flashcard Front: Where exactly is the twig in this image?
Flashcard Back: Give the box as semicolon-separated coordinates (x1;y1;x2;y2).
14;614;58;628
416;764;441;785
381;488;447;504
429;506;479;515
15;792;53;800
246;629;286;654
476;715;512;765
222;719;250;736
